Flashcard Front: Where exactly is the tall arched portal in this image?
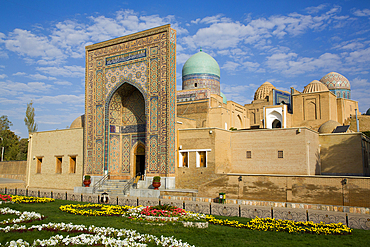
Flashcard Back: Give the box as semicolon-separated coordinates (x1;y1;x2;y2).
108;83;146;179
84;25;177;188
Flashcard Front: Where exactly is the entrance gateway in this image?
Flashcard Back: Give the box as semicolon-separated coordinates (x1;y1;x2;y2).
84;25;176;188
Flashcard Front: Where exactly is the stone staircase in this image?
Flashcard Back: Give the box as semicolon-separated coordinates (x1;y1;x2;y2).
94;180;129;196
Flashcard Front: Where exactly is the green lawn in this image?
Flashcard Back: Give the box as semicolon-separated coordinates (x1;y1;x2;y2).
1;199;370;246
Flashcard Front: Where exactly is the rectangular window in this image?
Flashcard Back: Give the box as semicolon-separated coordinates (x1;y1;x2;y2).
36;157;42;174
246;151;252;159
69;156;76;173
196;151;207;167
56;157;63;174
179;152;189;168
278;150;284;159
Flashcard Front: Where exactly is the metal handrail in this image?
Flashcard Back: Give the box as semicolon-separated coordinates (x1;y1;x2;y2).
123;172;141;195
92;174;109;193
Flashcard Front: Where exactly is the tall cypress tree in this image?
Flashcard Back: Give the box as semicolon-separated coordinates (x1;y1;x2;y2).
24;101;38;134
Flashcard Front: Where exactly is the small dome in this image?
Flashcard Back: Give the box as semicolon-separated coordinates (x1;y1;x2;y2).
303;80;329;93
220;92;227;104
366;108;370;115
320;72;350;90
70;115;85;129
318;120;341;134
182;51;220;78
254;82;275;100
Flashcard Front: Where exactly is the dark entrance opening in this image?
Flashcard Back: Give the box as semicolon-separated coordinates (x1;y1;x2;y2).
136;155;145;179
272;119;282;128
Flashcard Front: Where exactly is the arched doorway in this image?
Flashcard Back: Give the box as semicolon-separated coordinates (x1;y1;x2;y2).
134;142;145;179
107;83;146;180
272;119;281;128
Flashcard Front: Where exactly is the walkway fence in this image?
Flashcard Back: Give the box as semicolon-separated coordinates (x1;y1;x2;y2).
1;187;370;230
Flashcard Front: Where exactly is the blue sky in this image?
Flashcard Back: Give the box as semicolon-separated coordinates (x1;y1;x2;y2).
1;0;370;138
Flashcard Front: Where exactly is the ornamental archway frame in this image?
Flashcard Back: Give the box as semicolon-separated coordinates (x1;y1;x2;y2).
84;25;177;179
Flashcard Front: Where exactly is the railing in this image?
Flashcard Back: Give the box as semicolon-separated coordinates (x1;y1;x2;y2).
123;173;141;195
93;174;109;193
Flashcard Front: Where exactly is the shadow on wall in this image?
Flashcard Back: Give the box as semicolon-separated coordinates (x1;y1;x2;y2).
320;135;365;176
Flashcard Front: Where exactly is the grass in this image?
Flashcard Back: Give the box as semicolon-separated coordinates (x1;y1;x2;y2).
0;199;370;246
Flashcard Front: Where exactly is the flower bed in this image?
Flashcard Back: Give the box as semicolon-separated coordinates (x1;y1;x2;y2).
206;215;352;235
0;221;195;246
124;205;207;224
0;194;12;202
60;203;208;228
60;203;131;216
0;207;44;225
10;195;55;204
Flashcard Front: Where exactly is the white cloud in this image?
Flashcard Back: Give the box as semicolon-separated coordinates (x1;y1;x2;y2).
28;73;57;80
266;52;342;75
0;80;52;97
0;74;7;79
305;4;328;14
334;41;366;50
1;29;65;61
36;65;84;78
35;94;84;104
345;47;370;64
13;72;26;76
353;9;370;17
351;77;370;87
54;81;73;86
222;61;240;72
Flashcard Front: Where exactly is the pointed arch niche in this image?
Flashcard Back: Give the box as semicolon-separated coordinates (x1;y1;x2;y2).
107;83;146;179
264;105;287;129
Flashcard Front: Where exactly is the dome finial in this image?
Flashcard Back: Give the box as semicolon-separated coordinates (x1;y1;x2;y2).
200;47;202;52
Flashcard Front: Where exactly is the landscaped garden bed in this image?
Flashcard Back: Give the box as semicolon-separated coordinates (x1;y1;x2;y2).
0;194;369;247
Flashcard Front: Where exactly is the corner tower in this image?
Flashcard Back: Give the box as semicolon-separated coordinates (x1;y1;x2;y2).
182;50;220;95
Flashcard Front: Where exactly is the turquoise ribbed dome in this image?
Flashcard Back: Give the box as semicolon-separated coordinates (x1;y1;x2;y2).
182;51;220;78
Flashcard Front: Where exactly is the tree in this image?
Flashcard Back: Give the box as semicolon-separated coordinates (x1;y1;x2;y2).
0;115;12;131
24;101;38;133
0;115;27;161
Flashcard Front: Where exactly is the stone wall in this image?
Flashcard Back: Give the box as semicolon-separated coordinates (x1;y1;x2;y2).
0;161;27;181
320;133;366;176
197;174;370;208
27;128;84;190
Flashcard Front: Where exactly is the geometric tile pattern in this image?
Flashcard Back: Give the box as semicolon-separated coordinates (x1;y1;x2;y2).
168;29;176;174
85;25;176;178
94;139;103;174
182;73;220;95
108;134;120;174
149;135;158;172
121;135;131;173
150;96;158;131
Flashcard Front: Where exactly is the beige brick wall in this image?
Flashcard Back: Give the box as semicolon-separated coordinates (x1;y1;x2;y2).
230;128;320;175
347;115;370;132
319;133;364;175
176;128;223;189
0;161;27;181
177;127;320;190
197;175;370;207
292;91;338;130
26;128;84;190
